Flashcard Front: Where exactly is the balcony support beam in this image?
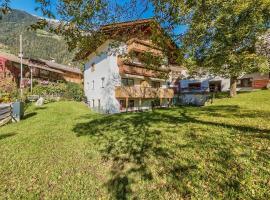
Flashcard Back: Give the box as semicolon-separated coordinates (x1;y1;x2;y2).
125;97;128;112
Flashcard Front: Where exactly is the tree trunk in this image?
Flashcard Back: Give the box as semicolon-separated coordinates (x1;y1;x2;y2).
230;76;237;97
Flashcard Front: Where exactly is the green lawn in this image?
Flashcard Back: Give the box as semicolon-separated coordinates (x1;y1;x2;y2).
0;91;270;199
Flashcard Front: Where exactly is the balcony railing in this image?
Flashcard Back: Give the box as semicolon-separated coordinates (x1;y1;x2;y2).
115;86;174;99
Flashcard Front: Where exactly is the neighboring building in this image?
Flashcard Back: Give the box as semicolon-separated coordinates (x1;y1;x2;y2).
179;68;231;93
179;71;269;93
237;72;270;90
82;19;180;113
0;52;82;91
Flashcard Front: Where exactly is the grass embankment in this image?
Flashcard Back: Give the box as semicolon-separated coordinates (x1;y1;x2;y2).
0;91;270;199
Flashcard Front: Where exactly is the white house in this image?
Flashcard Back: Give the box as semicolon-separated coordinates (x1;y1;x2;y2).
83;19;178;113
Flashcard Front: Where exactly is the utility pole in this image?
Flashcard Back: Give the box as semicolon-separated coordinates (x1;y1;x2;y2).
30;65;33;93
19;34;23;99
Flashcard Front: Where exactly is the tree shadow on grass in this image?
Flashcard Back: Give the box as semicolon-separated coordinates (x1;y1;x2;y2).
73;112;176;199
73;105;270;199
199;105;270;119
161;106;270;138
33;106;47;110
0;132;16;140
23;112;37;120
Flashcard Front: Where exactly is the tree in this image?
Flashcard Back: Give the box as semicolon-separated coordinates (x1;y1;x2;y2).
257;30;270;79
150;0;270;96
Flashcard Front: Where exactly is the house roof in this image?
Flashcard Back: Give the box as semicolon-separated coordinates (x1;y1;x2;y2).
101;18;155;30
39;59;82;74
74;18;178;61
0;52;62;73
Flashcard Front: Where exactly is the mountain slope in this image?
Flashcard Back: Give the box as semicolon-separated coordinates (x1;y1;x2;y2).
0;9;76;65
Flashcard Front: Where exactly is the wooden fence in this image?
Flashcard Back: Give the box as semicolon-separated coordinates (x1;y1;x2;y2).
0;104;12;127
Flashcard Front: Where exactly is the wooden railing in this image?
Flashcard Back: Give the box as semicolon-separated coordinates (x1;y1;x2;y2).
115;86;174;99
0;104;12;127
127;40;163;56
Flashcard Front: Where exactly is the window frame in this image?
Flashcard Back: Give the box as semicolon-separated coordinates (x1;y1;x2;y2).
152;81;161;88
101;77;105;88
121;78;134;86
92;80;95;90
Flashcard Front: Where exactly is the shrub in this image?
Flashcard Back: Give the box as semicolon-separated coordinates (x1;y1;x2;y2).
0;89;20;103
64;82;84;101
32;82;83;102
33;83;66;97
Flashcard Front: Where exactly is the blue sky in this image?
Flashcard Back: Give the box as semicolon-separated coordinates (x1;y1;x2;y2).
10;0;154;18
10;0;45;17
9;0;187;35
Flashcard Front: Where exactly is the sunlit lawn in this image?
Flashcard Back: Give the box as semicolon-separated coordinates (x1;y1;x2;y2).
0;90;270;199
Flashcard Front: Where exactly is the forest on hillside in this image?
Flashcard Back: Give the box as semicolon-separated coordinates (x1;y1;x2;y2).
0;9;79;67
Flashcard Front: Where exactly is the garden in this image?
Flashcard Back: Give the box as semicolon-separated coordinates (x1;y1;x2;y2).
0;81;84;103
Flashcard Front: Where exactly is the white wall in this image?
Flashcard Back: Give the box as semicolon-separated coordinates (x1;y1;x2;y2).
180;75;230;92
84;40;126;114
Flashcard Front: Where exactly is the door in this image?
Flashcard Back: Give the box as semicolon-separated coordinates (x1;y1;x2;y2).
119;99;126;110
128;100;135;108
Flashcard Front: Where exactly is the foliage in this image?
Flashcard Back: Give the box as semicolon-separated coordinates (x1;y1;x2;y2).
0;88;19;103
0;93;11;103
32;82;83;101
64;82;84;102
32;82;66;97
151;0;270;96
257;30;270;63
0;91;270;199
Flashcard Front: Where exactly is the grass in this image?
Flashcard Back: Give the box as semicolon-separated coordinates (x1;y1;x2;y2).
0;90;270;199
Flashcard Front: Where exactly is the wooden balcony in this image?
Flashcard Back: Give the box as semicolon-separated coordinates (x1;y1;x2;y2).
127;39;163;56
115;86;174;99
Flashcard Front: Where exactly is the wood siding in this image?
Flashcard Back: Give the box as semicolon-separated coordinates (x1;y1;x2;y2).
253;79;269;89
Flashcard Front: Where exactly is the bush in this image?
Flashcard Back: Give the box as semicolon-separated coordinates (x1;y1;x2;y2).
0;89;19;103
64;82;84;101
32;82;83;102
33;83;66;97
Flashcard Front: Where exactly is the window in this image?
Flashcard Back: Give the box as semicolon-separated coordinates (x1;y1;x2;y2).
188;82;201;90
238;78;253;87
121;78;134;86
91;63;95;72
40;69;50;78
92;99;95;107
92;80;95;89
152;81;160;88
87;82;90;90
209;81;222;92
101;77;105;88
98;99;101;109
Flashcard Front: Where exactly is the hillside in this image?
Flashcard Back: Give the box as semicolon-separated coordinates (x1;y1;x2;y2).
0;9;77;66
